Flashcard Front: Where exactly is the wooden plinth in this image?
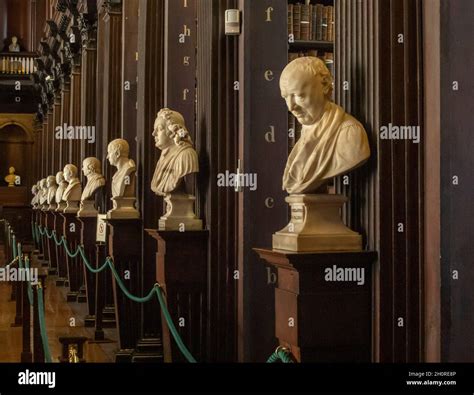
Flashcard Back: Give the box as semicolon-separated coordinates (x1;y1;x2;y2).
79;217;98;327
255;249;377;362
54;212;67;286
45;212;58;275
147;229;209;363
108;219;142;362
61;213;83;302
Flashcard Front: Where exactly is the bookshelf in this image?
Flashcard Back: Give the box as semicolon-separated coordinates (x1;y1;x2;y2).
287;0;335;151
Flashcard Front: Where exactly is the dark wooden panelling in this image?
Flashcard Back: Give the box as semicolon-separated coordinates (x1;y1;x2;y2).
137;0;165;352
196;0;239;362
335;0;424;362
238;0;289;362
440;0;474;362
164;0;196;141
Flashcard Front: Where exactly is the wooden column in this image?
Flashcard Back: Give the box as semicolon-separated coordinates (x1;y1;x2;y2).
237;0;289;362
164;0;196;140
135;0;165;361
61;82;71;167
196;0;239;362
80;10;98;160
99;0;123;212
52;95;62;174
335;0;424;362
70;63;82;169
121;0;138;154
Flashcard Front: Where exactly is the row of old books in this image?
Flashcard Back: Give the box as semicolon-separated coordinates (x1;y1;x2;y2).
288;3;335;42
289;50;334;76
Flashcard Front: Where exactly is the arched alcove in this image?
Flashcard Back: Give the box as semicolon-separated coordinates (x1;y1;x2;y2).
0;123;33;188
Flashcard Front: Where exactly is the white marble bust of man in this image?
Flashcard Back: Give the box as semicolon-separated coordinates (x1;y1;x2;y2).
62;164;82;202
9;36;20;52
46;175;58;205
280;57;370;194
107;139;136;198
151;108;199;196
39;179;48;205
55;171;68;204
81;157;106;201
31;185;39;207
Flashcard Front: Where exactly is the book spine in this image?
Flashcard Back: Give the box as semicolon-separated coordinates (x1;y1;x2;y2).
322;6;328;41
311;4;318;41
316;4;323;41
293;4;301;40
300;4;310;41
288;4;294;38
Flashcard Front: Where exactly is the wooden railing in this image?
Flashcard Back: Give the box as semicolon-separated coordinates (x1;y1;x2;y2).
0;52;37;75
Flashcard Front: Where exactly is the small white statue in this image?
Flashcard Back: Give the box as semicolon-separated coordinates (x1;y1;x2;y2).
106;139;139;219
55;171;68;212
78;157;106;217
273;57;371;252
62;164;82;214
46;175;58;211
31;184;39;209
39;179;48;210
151;108;202;231
8;36;20;53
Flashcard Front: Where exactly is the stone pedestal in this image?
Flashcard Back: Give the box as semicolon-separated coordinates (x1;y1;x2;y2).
107;197;140;219
78;200;98;218
273;194;362;252
255;249;377;362
64;201;80;214
159;194;203;231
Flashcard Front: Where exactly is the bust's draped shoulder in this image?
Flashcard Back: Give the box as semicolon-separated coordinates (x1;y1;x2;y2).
175;146;199;178
333;116;371;175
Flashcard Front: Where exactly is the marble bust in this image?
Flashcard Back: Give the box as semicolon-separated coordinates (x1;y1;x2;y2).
62;164;82;214
39;179;48;210
273;57;371;252
55;171;68;212
151;108;202;231
151;108;199;196
107;139;136;198
8;36;20;53
78;157;105;217
107;139;139;219
4;167;17;187
31;185;39;208
46;175;58;210
280;57;370;194
81;157;105;201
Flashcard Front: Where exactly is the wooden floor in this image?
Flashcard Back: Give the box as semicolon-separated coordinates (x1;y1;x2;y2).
0;244;118;363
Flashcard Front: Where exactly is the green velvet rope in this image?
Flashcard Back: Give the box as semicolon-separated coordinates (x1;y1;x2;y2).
266;348;295;363
37;287;52;363
24;257;34;306
155;286;197;363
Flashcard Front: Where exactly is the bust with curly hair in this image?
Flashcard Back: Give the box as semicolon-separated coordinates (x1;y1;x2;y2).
151;108;199;196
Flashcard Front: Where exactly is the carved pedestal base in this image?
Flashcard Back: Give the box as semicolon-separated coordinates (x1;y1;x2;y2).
146;229;209;362
159;194;203;231
107;197;140;219
64;201;80;214
255;249;377;362
78;200;98;218
273;194;362;252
